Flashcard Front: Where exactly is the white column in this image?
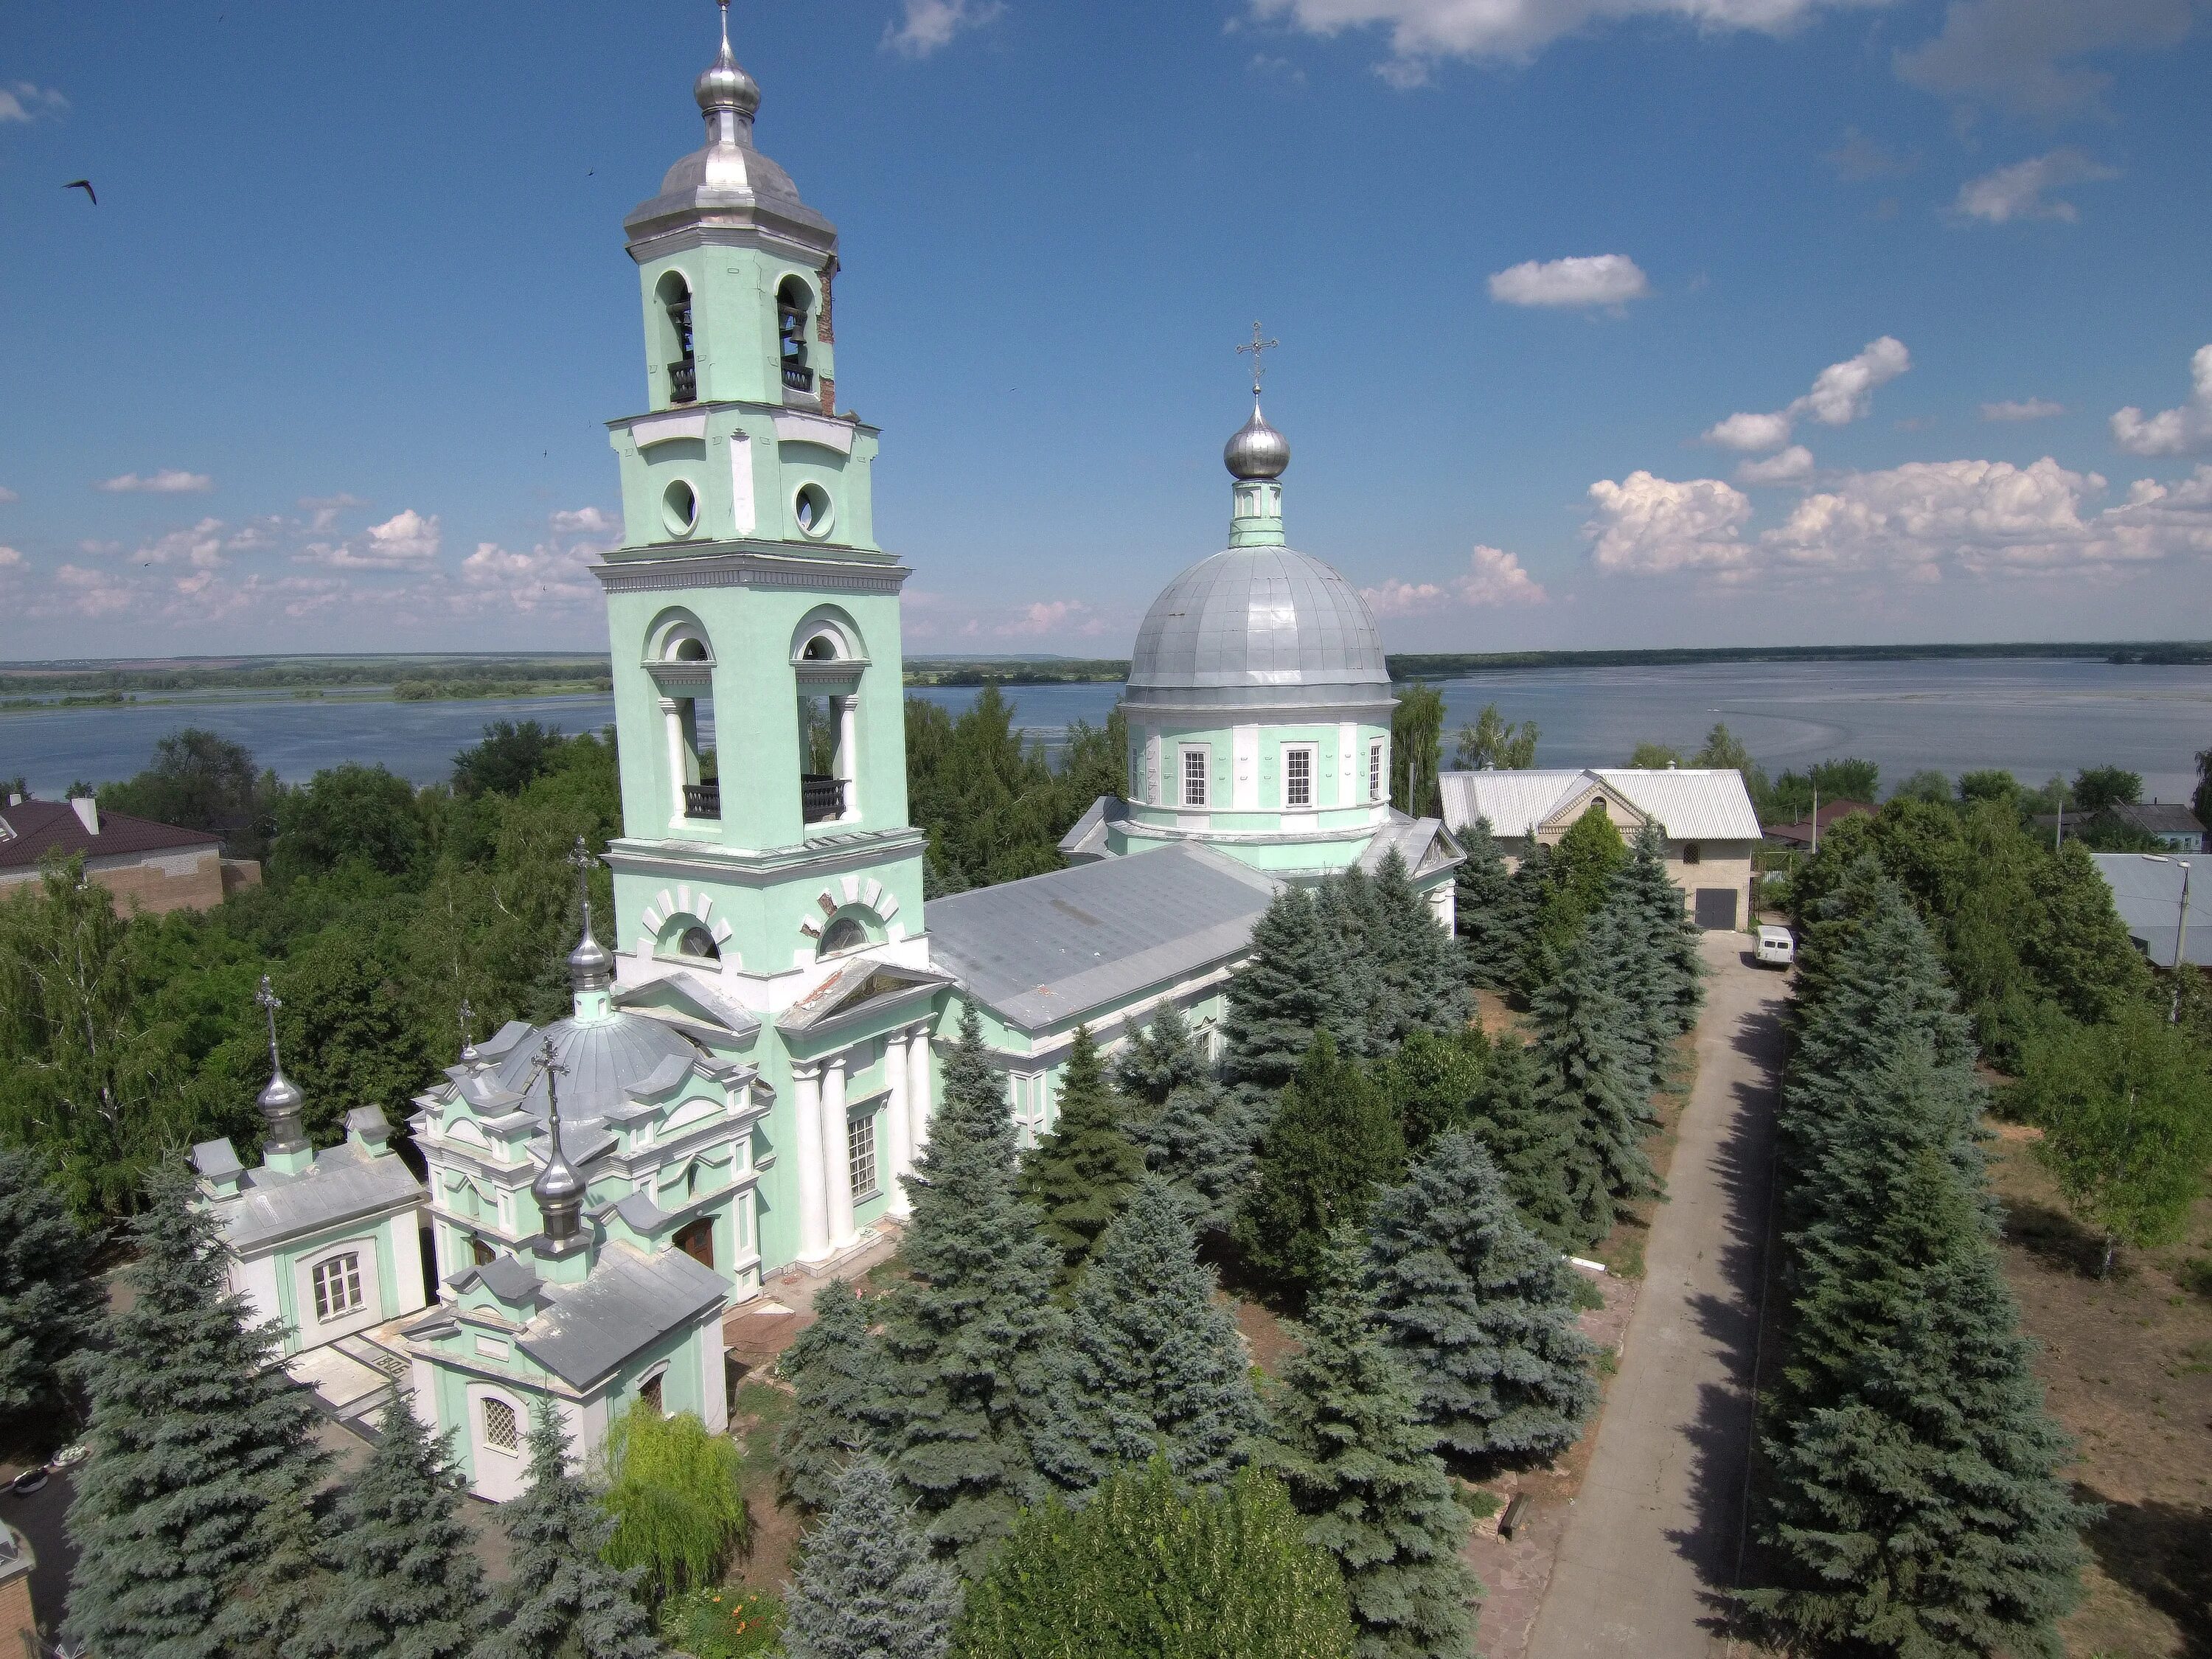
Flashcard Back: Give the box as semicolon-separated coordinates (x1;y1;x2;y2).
661;698;687;824
822;1053;856;1250
792;1062;830;1264
905;1023;933;1163
835;695;860;821
883;1027;914;1218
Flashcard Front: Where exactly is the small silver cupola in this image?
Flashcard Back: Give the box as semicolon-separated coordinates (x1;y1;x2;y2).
529;1034;585;1245
1224;406;1291;481
252;975;309;1155
566;836;615;996
695;0;761;128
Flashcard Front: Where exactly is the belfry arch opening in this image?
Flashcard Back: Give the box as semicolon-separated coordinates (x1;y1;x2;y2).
776;276;813;393
657;271;696;406
793;616;861;827
651;616;718;822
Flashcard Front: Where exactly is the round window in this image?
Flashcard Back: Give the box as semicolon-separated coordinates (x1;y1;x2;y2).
793;482;834;540
661;479;699;537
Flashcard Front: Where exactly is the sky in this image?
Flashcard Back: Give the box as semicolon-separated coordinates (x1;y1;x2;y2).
2;0;2210;660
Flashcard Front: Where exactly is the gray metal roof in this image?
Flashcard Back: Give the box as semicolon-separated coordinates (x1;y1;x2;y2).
482;1010;704;1130
2091;853;2208;967
1127;546;1393;714
1356;817;1462;880
1439;768;1762;844
928;843;1281;1034
203;1139;424;1252
517;1245;728;1389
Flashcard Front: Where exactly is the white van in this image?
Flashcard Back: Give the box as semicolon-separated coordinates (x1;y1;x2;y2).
1756;925;1795;968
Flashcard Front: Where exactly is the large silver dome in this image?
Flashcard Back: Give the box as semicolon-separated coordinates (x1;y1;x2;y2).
1127;546;1393;714
487;1012;701;1130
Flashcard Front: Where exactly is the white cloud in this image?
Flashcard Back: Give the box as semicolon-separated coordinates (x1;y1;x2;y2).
883;0;1005;58
998;599;1107;637
0;546;24;570
459;538;599;612
1247;0;1889;79
0;82;68;123
132;517;229;569
95;468;214;494
1363;545;1548;615
44;563;135;618
2110;344;2212;457
1736;445;1815;485
1952;150;2118;225
549;506;618;534
1896;0;2198;117
1981;397;2063;421
0;486;18;504
1703;336;1911;451
1487;254;1649;309
297;491;367;531
1585;471;1756;574
307;507;441;569
1826;128;1918;181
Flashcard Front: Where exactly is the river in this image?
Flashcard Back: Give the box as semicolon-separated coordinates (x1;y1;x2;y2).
4;658;2207;807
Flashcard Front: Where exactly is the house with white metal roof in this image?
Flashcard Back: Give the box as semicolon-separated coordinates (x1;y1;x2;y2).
1440;767;1762;932
2091;852;2205;970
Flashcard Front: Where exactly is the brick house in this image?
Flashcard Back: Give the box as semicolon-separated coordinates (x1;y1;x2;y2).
0;795;258;915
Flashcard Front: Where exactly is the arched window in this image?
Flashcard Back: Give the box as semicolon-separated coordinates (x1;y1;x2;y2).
657;272;696;405
818;916;867;957
776;277;813;392
651;616;717;822
678;924;720;960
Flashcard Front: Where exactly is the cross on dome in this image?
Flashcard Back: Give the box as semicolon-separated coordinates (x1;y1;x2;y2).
1236;320;1280;399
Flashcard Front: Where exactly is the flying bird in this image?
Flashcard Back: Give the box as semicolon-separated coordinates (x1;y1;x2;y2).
63;179;96;204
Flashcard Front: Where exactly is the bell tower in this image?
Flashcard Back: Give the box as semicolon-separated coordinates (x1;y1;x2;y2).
591;6;940;1269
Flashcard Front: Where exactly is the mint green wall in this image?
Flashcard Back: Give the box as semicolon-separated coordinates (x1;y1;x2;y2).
634;247;838;416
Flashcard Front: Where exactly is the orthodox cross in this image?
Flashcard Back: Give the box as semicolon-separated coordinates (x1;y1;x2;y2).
1236;320;1279;397
532;1034;571;1132
255;974;283;1070
458;998;477;1060
568;835;599;928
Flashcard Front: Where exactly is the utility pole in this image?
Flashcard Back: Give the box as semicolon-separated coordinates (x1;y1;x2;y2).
2145;853;2193;1024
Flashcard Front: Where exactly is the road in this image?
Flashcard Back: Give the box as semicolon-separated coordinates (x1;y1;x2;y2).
1526;932;1787;1659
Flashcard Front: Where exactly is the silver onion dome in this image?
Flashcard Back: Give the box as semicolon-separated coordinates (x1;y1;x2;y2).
695;4;760;119
568;899;616;994
1224;405;1290;480
257;1068;307;1149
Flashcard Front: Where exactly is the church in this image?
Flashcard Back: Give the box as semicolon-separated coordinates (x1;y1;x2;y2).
195;3;1460;1496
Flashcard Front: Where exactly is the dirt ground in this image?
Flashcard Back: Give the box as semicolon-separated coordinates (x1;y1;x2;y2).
1985;1123;2212;1659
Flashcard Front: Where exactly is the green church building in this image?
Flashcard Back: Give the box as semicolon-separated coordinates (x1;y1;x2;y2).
206;4;1459;1495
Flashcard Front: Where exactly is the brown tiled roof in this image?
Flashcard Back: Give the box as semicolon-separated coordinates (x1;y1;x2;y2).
1763;798;1875;845
0;799;220;871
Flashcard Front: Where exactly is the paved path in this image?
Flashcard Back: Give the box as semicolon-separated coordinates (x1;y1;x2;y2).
1525;933;1787;1659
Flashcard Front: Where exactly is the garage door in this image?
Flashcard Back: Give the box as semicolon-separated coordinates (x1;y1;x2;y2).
1693;887;1739;931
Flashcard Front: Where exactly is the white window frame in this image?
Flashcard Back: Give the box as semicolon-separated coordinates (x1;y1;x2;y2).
848;1111;879;1202
311;1252;363;1323
1282;743;1318;810
1009;1070;1048;1147
1180;745;1210;808
1369;740;1385;803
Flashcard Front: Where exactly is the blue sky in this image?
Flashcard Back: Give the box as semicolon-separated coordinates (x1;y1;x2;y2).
2;0;2209;659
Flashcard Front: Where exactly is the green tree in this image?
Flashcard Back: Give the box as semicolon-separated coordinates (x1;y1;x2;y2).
1315;870;1386;1060
1451;816;1517;990
1461;1036;1600;1251
1236;1035;1407;1306
1110;1001;1208;1107
1692;723;1769;812
599;1403;751;1604
276;922;434;1143
1628;742;1683;769
97;727;278;856
1618;821;1703;1040
1957;768;2020;806
1262;1235;1478;1659
1452;704;1539;771
453;720;571;799
2020;839;2154;1028
776;1278;885;1513
295;1395;484;1659
904;688;1104;891
1376;1026;1488;1157
1528;929;1655;1239
1070;1177;1264;1486
269;762;427;883
64;1164;328;1659
479;1405;666;1659
1134;1077;1263;1236
0;1146;104;1440
1809;757;1879;802
1391;684;1445;818
785;1459;960;1659
2014;1006;2212;1276
2070;765;2141;813
1545;805;1628;936
878;1007;1096;1568
1223;889;1354;1098
1366;849;1467;1045
1015;1026;1144;1286
953;1459;1357;1659
1363;1133;1597;1464
1892;768;1955;804
2194;744;2211;835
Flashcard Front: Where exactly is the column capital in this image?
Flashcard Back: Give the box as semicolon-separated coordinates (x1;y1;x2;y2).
791;1059;824;1083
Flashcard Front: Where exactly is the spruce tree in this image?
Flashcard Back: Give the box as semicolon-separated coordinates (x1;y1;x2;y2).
776;1277;884;1513
293;1395;482;1659
1366;849;1470;1044
1528;925;1655;1231
1461;1036;1601;1251
0;1144;104;1434
65;1163;328;1659
1235;1035;1406;1306
1069;1176;1264;1487
1135;1077;1265;1235
1363;1133;1597;1464
1015;1025;1144;1286
785;1458;961;1659
1753;1148;2091;1659
1224;889;1354;1097
1582;900;1666;1102
1316;870;1387;1060
1112;1001;1209;1107
479;1406;664;1659
1377;1026;1488;1157
1452;815;1517;991
1263;1234;1479;1659
1619;821;1702;1037
878;1006;1098;1568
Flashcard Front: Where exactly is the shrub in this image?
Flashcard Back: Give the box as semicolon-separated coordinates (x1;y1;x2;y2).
657;1587;784;1659
599;1402;751;1604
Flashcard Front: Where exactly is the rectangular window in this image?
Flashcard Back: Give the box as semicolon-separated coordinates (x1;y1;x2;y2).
311;1253;362;1322
1180;747;1209;808
1368;740;1384;803
848;1113;879;1202
482;1397;519;1453
1284;745;1315;809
